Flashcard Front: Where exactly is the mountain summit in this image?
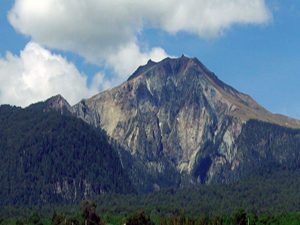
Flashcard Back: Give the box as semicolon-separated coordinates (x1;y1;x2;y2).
70;56;300;191
129;56;299;128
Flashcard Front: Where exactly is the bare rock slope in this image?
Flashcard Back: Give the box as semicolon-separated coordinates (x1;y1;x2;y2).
70;56;300;191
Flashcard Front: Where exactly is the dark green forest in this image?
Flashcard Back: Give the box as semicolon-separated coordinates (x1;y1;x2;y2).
1;168;300;224
0;104;134;205
1;199;300;225
95;170;300;216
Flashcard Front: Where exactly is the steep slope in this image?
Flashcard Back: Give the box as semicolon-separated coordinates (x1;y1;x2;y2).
0;102;134;205
72;56;300;191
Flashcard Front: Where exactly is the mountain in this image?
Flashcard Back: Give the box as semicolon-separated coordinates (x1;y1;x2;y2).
0;101;134;205
2;55;300;200
71;56;300;191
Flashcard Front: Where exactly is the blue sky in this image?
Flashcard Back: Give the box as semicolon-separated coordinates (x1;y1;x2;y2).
1;0;300;119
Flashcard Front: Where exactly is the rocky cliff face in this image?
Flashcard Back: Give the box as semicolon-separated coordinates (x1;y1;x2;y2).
70;56;300;191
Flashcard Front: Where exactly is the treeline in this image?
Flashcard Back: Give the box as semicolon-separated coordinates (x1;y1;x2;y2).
1;205;300;225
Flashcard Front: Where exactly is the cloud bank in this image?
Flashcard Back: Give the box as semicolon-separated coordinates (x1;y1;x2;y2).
9;0;271;64
0;42;99;107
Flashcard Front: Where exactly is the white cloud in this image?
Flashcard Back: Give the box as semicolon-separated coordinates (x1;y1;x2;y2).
90;72;113;92
155;0;271;37
9;0;142;64
0;42;99;107
6;0;271;104
8;0;271;64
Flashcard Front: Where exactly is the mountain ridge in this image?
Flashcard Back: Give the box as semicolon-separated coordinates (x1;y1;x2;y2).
91;56;300;128
3;56;300;195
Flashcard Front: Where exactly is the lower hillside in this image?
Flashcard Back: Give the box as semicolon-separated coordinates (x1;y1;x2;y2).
95;169;300;217
0;104;134;205
1;169;300;225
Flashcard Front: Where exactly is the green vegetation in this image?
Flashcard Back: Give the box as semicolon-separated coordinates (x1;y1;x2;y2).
236;119;300;176
94;169;300;217
0;104;134;205
1;205;300;225
1;168;300;224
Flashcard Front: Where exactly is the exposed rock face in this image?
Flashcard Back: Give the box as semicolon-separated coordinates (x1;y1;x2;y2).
71;56;300;191
72;100;101;127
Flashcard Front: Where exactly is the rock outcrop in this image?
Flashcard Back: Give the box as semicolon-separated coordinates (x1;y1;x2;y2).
43;94;73;116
